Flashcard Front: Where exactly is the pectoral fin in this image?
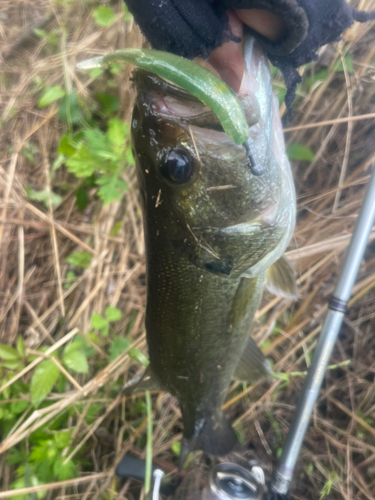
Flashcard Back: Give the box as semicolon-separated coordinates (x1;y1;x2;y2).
122;366;164;394
266;255;298;300
234;336;271;383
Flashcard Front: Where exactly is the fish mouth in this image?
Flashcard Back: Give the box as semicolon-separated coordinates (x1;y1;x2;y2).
132;59;261;134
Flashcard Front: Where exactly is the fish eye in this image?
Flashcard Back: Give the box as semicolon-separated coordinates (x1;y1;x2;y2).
160;148;194;185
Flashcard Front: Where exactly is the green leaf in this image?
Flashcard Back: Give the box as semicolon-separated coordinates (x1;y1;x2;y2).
95;93;120;116
96;175;128;204
274;86;286;107
53;458;78;480
11;474;47;500
287;143;314;162
123;4;133;20
31;359;60;408
34;28;48;38
53;430;73;449
2;360;24;370
92;6;116;27
58;91;83;124
65;251;92;269
25;186;62;209
63;270;76;290
2;384;10;400
110;221;122;236
91;313;109;336
0;345;20;360
304;69;329;91
90;67;104;79
336;54;354;74
63;339;83;355
30;439;56;463
235;429;246;444
109;338;130;361
52;154;65;172
128;348;149;367
134;399;147;414
125;146;134;166
85;173;96;188
34;28;59;47
171;441;181;456
83;128;108;151
38;85;66;107
76;185;89;212
58;134;76;157
21;143;39;165
85;402;101;423
55;375;67;393
260;339;272;351
107;119;128;148
11;400;29;414
6;448;28;466
65;146;100;178
63;348;88;374
108;61;126;75
125;310;138;335
87;331;100;344
105;306;122;322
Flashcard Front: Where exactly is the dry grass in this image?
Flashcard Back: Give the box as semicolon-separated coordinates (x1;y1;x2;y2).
1;0;375;499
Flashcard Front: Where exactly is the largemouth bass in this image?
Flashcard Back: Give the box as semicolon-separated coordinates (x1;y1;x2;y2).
131;37;297;462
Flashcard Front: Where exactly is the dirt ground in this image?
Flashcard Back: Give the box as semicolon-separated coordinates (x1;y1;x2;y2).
1;1;375;499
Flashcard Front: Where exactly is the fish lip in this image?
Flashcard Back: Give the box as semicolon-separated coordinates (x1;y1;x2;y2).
133;37;262;128
133;66;260;130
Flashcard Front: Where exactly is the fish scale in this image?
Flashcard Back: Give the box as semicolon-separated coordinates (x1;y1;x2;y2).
146;238;264;451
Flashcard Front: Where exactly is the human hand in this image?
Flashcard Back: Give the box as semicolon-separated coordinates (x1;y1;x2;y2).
209;9;287;92
124;0;375;115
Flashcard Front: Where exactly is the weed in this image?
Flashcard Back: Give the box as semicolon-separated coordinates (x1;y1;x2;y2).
319;471;340;499
59;118;133;205
272;360;351;388
26;186;62;209
287;143;315;162
38;85;66;108
66;250;93;269
0;307;133;494
92;6;116;27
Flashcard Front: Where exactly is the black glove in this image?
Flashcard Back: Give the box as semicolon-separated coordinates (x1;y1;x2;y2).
124;0;375;118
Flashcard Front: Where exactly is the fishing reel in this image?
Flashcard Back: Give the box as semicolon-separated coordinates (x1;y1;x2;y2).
203;462;265;500
116;455;273;500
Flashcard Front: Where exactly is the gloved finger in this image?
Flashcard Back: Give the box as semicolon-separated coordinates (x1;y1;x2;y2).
209;8;289;91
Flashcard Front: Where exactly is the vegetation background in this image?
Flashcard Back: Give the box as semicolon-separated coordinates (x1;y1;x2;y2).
1;0;375;499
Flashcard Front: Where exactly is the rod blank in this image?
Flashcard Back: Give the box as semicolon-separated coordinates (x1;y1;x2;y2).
270;166;375;495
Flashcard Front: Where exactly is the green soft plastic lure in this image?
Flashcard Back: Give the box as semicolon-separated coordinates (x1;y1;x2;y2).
77;48;263;175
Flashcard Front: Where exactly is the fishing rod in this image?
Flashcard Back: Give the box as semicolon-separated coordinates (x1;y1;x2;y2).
116;164;375;499
268;164;375;497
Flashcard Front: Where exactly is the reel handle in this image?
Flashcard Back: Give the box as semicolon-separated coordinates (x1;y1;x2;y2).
203;462;265;500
